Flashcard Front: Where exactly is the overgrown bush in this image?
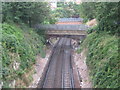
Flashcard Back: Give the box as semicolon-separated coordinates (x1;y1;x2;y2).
2;23;45;87
78;32;119;88
87;25;98;34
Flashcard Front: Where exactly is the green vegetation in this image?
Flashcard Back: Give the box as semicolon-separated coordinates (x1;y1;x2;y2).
77;2;119;88
53;2;119;34
52;2;80;18
2;23;45;87
78;32;119;88
1;2;52;88
2;2;54;26
1;1;119;88
79;2;119;35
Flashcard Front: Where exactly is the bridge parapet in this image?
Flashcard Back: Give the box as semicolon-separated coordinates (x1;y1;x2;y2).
35;24;89;30
35;24;89;36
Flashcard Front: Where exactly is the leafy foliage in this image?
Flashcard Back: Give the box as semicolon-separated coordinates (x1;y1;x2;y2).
2;23;45;87
78;32;119;88
1;2;52;87
87;25;98;34
2;2;52;26
79;2;119;35
52;2;80;18
79;2;96;22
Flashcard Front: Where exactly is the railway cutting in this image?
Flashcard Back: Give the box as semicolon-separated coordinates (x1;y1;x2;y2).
38;38;82;88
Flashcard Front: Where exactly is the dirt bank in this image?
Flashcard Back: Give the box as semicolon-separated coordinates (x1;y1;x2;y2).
29;49;51;88
73;49;92;88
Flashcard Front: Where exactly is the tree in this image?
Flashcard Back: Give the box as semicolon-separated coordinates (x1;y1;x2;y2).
2;2;51;27
79;2;96;22
52;2;80;18
79;2;119;35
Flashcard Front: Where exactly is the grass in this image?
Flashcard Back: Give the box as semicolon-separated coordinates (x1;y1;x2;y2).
77;31;119;88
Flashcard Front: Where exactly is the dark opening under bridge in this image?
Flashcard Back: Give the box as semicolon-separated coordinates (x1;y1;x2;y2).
35;24;89;36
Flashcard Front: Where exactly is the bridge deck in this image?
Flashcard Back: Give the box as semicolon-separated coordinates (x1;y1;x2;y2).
35;24;89;36
46;30;87;35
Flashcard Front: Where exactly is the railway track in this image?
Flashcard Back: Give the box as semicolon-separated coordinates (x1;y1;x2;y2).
38;37;81;88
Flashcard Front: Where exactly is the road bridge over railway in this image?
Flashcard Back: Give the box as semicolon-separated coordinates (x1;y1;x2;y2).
35;18;88;36
34;18;89;41
35;24;88;36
